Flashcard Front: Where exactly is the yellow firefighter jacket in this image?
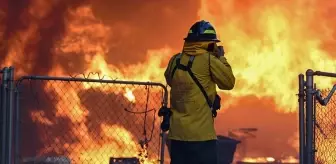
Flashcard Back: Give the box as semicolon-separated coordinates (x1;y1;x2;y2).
164;41;235;141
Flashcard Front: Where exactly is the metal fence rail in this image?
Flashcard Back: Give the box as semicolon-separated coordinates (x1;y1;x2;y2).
14;76;168;164
298;69;336;164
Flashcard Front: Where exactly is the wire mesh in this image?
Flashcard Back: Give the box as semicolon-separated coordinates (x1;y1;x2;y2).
16;78;165;164
315;89;336;164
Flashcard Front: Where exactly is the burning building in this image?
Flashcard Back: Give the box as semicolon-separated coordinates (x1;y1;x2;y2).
1;0;336;163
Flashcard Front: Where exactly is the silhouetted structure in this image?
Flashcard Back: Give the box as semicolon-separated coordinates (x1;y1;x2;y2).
217;135;241;164
109;157;140;164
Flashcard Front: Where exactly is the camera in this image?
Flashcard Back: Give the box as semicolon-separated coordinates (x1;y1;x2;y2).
217;46;225;57
158;106;172;132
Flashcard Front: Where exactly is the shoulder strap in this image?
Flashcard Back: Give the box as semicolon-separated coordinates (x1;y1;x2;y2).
171;53;213;108
171;53;182;78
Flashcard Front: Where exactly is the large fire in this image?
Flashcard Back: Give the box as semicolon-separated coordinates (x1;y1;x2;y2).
1;0;336;163
28;80;158;164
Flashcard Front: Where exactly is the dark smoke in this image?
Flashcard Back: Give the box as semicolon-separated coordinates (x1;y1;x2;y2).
90;0;201;66
0;0;201;75
0;0;89;75
0;0;28;61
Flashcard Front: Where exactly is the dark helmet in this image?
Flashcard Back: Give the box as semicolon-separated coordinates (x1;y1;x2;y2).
184;20;220;42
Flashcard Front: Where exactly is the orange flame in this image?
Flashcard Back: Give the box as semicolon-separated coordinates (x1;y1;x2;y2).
31;111;54;126
31;80;157;163
199;0;336;112
124;88;136;103
241;156;299;163
241;157;275;163
3;0;336;162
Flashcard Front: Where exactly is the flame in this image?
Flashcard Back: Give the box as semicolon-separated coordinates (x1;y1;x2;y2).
241;156;299;163
32;6;163;159
31;111;54;126
7;1;336;112
53;5;171;82
3;0;336;162
199;0;336;112
241;157;275;163
281;156;300;163
124;88;136;103
30;81;157;164
2;0;59;76
48;1;336;113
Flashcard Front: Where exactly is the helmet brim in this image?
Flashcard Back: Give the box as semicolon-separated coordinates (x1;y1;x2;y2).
183;38;221;42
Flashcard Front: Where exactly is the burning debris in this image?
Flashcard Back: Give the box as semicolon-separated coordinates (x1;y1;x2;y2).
22;156;71;164
237;156;299;163
109;157;140;164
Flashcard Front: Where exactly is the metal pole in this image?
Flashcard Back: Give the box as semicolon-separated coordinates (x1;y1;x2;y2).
298;74;305;164
305;69;315;164
312;83;317;163
160;132;166;164
314;71;336;77
14;86;20;164
159;87;168;164
1;67;9;164
7;67;15;164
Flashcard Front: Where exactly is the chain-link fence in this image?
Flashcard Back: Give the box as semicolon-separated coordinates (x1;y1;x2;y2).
298;70;336;164
15;76;168;164
315;89;336;164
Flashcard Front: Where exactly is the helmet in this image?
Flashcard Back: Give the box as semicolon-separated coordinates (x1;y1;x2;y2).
184;20;220;42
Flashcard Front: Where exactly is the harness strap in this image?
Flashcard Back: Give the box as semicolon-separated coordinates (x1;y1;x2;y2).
171;53;213;109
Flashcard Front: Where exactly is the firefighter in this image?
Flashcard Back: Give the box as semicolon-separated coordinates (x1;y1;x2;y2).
164;20;235;164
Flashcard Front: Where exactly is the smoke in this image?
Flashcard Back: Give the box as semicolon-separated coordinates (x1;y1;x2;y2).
0;0;201;75
0;0;90;75
89;0;201;65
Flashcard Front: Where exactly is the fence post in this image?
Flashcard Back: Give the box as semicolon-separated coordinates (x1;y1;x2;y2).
7;67;15;164
312;83;317;164
305;69;315;164
14;82;20;164
160;88;168;164
160;132;167;164
298;74;305;164
1;67;9;164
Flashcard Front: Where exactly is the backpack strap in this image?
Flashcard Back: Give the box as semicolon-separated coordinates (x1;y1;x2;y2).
171;53;182;78
171;53;213;109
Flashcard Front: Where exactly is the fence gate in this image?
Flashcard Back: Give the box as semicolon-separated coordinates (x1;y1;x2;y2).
14;76;168;164
298;69;336;164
